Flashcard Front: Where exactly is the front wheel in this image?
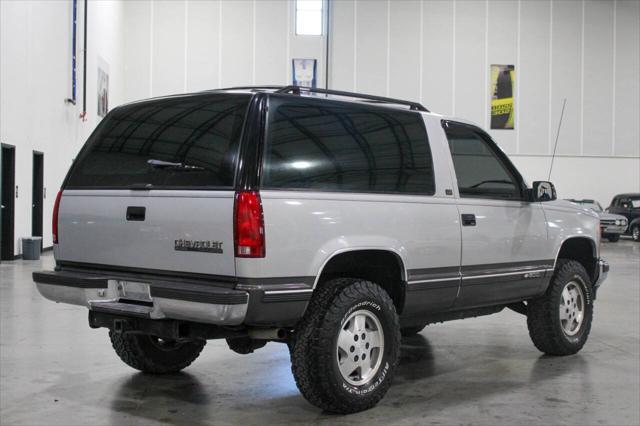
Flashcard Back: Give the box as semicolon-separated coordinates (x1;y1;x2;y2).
632;224;640;242
109;331;205;373
290;278;400;414
526;260;593;355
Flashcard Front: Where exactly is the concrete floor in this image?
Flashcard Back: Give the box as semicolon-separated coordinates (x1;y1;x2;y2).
1;241;638;426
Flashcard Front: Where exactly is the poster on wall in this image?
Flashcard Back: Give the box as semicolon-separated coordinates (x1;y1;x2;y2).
292;58;317;88
490;64;515;129
97;57;109;118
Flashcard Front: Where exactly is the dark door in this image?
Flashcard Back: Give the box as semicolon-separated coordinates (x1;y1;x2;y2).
32;152;44;249
1;145;16;260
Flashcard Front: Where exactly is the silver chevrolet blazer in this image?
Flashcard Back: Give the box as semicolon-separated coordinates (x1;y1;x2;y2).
34;86;609;413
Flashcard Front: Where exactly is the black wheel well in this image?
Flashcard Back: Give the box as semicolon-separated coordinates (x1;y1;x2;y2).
317;250;406;314
557;237;597;282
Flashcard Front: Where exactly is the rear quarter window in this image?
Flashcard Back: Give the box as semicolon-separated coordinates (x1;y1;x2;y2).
65;94;250;189
261;96;435;195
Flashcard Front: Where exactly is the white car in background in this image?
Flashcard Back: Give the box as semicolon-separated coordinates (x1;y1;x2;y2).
566;199;628;242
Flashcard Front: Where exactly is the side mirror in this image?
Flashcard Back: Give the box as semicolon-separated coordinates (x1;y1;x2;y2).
531;181;557;202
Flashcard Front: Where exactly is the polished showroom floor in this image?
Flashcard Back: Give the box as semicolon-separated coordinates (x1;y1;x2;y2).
1;240;638;425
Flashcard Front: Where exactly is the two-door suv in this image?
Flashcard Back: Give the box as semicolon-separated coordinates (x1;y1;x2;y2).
34;86;609;413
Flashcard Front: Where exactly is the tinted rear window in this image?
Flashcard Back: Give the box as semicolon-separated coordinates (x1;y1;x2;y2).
65;94;250;189
262;96;435;194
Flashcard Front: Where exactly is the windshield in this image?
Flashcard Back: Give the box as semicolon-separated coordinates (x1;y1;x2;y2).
621;197;640;210
65;94;251;189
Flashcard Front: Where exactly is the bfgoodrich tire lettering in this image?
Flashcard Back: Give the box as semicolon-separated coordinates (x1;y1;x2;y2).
290;278;400;414
526;260;594;356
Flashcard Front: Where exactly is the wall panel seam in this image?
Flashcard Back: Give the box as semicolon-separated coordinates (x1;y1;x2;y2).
353;0;357;92
612;0;617;156
184;0;188;92
516;0;521;153
386;0;390;96
484;0;489;130
580;0;585;155
419;0;424;104
149;0;154;96
452;0;456;115
547;0;553;155
252;0;256;85
218;0;222;88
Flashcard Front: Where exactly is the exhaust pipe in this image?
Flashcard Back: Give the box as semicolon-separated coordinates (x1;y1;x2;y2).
248;328;287;340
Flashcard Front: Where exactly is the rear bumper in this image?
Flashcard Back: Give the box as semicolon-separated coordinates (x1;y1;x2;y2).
33;270;248;325
594;258;609;289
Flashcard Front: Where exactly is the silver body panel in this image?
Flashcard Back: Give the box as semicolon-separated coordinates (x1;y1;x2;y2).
37;108;606;325
56;190;236;276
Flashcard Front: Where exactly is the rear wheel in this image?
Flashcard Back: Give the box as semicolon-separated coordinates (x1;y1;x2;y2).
290;278;400;414
606;234;620;242
109;331;205;373
526;260;593;355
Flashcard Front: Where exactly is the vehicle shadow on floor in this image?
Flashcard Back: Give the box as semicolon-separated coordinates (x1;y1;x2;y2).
108;334;589;424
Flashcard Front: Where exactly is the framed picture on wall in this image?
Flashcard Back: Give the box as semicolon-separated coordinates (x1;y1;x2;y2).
490;64;515;130
97;57;109;118
292;58;317;88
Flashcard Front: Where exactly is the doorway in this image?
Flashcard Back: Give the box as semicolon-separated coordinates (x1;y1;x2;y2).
1;144;16;260
32;152;44;251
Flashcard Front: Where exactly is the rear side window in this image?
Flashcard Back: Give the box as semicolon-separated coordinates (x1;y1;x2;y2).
262;97;435;194
65;94;250;189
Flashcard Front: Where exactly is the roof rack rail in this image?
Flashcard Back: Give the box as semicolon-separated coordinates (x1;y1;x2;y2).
210;85;285;92
275;85;429;112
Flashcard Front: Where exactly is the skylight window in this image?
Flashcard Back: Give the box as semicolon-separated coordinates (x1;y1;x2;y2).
296;0;323;36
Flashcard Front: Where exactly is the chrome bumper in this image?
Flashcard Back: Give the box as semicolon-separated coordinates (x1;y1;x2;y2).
594;258;609;289
601;225;627;234
33;271;248;326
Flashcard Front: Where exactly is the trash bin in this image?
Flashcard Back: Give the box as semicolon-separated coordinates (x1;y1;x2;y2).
22;237;42;260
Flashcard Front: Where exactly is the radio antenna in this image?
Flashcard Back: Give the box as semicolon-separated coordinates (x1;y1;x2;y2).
548;98;567;181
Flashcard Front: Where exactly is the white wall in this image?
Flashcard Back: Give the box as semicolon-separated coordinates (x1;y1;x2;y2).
330;0;640;206
122;0;327;102
0;0;125;256
1;0;638;256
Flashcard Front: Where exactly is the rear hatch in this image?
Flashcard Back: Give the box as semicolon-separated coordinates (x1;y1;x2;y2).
56;93;252;277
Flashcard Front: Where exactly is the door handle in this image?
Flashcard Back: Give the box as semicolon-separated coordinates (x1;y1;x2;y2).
126;206;146;221
461;214;476;226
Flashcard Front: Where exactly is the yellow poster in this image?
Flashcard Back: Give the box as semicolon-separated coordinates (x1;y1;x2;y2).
490;64;515;129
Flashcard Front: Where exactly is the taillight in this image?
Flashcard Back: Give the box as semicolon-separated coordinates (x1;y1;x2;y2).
234;191;265;258
52;190;62;244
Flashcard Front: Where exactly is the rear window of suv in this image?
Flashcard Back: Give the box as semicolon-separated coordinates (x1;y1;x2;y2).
262;96;435;195
65;94;250;189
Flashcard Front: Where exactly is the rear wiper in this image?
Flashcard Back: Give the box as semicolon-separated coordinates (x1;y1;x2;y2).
147;159;205;171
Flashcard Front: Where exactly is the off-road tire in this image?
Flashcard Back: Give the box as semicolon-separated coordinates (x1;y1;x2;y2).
401;324;426;337
606;234;620;242
526;260;594;356
109;331;205;373
290;278;400;414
